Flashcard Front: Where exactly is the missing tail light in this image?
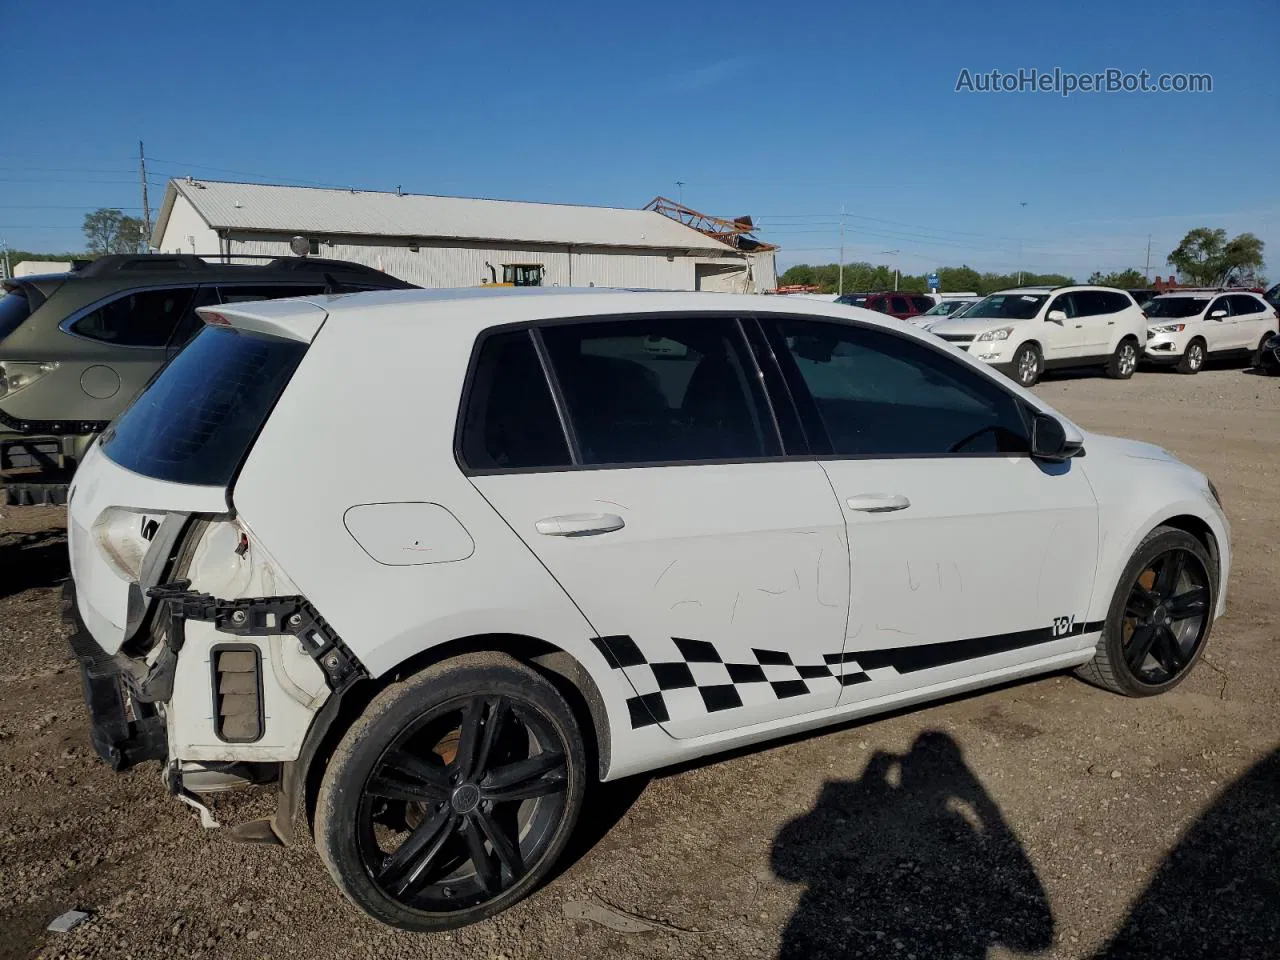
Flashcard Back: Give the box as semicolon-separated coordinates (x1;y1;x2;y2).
211;645;264;743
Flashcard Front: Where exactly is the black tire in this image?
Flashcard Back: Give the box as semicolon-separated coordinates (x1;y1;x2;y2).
1076;526;1215;697
1012;342;1042;387
315;652;587;931
1177;338;1206;374
1252;333;1273;370
1106;337;1139;379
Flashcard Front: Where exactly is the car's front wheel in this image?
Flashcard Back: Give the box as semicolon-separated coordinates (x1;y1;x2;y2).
315;653;587;931
1076;526;1215;696
1177;338;1206;374
1012;342;1043;387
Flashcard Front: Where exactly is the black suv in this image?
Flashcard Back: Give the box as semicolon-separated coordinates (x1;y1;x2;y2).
0;254;415;503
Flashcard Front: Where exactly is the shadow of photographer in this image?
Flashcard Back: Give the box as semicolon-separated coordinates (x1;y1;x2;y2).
771;730;1053;959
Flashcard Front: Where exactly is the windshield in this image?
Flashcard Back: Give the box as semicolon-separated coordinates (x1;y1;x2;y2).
0;289;32;341
101;326;306;486
1266;283;1279;308
921;302;953;316
836;294;868;306
963;294;1047;320
1146;297;1209;318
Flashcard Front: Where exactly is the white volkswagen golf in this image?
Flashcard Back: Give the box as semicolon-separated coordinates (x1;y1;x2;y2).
65;288;1229;930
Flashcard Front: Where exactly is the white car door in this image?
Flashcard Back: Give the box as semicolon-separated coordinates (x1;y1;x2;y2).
1075;290;1127;356
761;315;1100;702
463;317;852;741
1228;295;1270;352
1040;291;1084;361
1204;295;1234;352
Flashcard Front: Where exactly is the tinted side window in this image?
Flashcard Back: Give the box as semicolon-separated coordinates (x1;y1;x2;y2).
869;298;889;313
1208;297;1231;316
770;317;1029;457
1228;295;1263;316
166;286;222;352
459;331;570;471
540;316;777;465
217;284;328;304
71;287;194;347
890;296;911;314
1071;291;1108;317
910;296;933;313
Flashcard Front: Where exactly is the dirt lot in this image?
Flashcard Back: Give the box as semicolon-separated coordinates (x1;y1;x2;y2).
2;366;1277;960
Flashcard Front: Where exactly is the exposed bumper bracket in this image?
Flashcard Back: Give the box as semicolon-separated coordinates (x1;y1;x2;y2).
145;582;368;694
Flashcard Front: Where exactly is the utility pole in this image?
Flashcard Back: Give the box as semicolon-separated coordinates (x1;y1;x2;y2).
1144;234;1152;281
138;141;152;252
838;203;845;297
1;238;9;281
878;249;901;290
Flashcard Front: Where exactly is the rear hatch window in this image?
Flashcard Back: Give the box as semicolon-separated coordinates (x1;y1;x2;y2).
100;326;305;486
0;289;32;341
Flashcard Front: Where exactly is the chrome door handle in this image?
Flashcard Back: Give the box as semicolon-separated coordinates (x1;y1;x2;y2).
535;513;625;536
845;494;911;513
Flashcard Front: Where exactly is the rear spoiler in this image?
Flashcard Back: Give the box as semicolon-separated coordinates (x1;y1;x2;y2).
195;299;330;343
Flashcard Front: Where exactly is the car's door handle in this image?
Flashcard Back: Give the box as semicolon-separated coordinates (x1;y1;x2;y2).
845;494;911;513
535;513;625;536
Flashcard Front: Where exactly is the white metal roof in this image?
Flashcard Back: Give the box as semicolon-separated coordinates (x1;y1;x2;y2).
154;179;738;253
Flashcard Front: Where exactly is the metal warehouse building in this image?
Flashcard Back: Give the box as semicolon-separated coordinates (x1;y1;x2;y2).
151;179;777;293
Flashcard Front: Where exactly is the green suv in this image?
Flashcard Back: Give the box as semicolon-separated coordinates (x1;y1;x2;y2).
0;254;414;504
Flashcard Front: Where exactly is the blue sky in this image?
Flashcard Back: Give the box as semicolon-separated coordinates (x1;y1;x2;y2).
2;0;1277;280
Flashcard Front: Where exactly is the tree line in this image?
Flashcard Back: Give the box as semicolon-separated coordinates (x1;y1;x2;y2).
779;228;1267;295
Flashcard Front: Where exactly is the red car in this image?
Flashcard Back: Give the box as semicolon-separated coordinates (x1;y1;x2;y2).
835;291;934;319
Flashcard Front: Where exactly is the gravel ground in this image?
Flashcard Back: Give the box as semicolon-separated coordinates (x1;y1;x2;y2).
2;366;1278;960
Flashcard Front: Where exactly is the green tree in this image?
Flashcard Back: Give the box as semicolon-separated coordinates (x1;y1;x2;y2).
82;208;147;255
1087;268;1148;288
1167;228;1265;286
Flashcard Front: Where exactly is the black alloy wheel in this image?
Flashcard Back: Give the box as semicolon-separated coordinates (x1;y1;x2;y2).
1077;526;1215;696
316;654;586;930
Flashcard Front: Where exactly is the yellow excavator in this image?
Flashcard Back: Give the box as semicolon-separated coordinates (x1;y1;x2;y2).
482;262;544;287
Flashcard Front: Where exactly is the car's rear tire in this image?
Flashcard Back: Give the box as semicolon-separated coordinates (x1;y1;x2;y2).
314;652;587;931
1177;338;1206;374
1106;337;1139;379
1075;526;1215;697
1012;342;1042;387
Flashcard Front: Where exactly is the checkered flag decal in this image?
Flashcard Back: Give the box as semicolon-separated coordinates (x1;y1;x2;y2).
591;635;871;729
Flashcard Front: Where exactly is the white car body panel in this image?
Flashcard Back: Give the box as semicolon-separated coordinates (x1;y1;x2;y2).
65;288;1230;786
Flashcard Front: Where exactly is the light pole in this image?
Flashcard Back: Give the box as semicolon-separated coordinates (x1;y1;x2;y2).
1016;200;1027;285
878;249;901;290
838;203;845;297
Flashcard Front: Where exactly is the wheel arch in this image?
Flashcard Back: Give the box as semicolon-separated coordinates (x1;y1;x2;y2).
1087;508;1223;627
277;633;613;845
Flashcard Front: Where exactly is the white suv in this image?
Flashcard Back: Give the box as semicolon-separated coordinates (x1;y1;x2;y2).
1143;290;1279;374
927;285;1147;387
65;289;1229;930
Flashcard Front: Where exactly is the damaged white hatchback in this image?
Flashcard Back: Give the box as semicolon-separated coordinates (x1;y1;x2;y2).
66;287;1230;930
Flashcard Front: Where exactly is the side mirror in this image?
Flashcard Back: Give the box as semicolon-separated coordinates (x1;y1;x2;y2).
1046;309;1067;324
1030;413;1078;462
1209;309;1227;319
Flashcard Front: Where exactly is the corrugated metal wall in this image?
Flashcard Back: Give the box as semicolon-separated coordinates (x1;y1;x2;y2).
226;233;756;291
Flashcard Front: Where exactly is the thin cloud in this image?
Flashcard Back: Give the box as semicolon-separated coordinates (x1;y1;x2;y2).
667;56;752;92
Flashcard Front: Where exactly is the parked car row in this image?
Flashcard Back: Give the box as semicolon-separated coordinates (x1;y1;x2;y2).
922;285;1279;386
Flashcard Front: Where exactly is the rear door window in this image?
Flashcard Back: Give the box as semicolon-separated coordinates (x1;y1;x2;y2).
910;296;934;313
890;296;911;314
71;287;194;347
166;287;222;352
458;331;571;471
538;316;778;465
100;327;306;486
1228;294;1263;316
